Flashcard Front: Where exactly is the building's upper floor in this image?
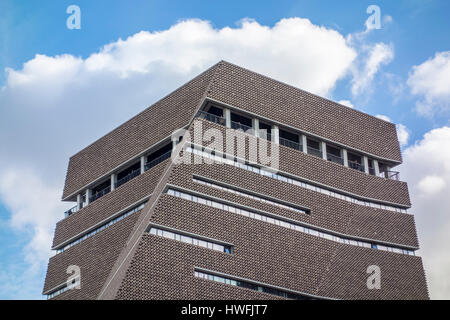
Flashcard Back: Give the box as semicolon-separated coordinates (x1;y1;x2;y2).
61;61;404;211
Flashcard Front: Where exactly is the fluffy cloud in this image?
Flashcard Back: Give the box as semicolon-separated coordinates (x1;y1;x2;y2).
401;127;450;299
337;100;354;108
407;51;450;117
375;114;392;122
396;123;410;147
0;17;360;298
351;42;394;95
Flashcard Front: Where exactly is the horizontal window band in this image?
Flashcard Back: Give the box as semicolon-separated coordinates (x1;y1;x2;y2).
53;195;152;251
46;284;69;299
185;144;409;213
43;281;68;297
204;97;400;165
54;201;148;254
193;175;310;215
146;223;233;254
194;267;331;300
165;186;417;255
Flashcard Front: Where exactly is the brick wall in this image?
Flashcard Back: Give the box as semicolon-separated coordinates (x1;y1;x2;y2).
115;195;428;300
53;160;166;247
207;61;402;162
44;210;142;299
167;161;419;248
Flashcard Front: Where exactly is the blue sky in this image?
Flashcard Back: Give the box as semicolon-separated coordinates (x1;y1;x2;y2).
0;0;449;299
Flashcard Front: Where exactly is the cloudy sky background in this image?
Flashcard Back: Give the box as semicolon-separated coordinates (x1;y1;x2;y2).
0;0;449;299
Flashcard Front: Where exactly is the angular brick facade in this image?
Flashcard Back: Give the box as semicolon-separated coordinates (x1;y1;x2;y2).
44;61;428;300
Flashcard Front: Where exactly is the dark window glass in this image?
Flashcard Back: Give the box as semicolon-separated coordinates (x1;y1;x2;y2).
206;105;223;117
279;129;299;143
327;145;341;157
230;112;252;127
92;179;110;194
259;122;272;134
347;152;362;164
147;143;172;163
307;138;320;150
117;162;140;180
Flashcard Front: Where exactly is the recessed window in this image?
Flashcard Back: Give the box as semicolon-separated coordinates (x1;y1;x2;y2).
307;138;322;157
148;225;232;254
116;161;141;188
206;105;223;117
90;179;111;202
326;145;343;165
259;122;272;141
230;112;252;131
194;269;312;300
279;129;301;151
347;152;364;172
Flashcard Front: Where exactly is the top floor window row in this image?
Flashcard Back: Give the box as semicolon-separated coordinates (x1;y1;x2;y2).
196;103;400;180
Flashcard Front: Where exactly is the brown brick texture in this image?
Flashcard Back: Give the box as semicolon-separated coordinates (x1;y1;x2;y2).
45;61;427;301
43;210;142;299
53;160;166;248
167;160;419;248
206;61;402;162
62;61;403;200
115;195;428;300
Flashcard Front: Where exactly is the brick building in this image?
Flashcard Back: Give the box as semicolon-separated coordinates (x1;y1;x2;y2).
43;61;429;300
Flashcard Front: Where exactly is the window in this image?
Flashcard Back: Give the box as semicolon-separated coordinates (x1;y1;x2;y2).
194;269;312;300
307;138;322;157
147;143;172;163
279;129;301;151
116;161;141;188
348;152;364;172
148;226;232;254
193;177;309;214
259;122;272;140
206;105;223;117
326;145;343;165
90;179;111;202
230;112;252;131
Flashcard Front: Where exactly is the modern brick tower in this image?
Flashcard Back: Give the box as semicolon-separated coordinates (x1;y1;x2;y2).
43;61;429;300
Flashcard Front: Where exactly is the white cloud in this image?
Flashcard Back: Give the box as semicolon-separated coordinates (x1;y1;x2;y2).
351;42;394;95
401;126;450;299
374;115;409;147
375;114;391;122
0;17;359;298
407;51;450;117
417;175;446;195
337;100;354;108
396;123;410;147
